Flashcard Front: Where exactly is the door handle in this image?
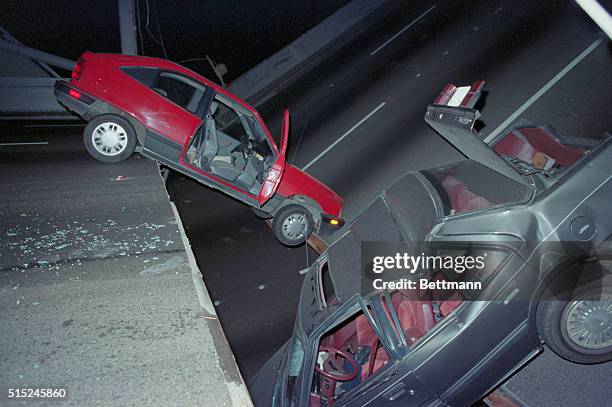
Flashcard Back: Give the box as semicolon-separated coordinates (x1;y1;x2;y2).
383;382;407;402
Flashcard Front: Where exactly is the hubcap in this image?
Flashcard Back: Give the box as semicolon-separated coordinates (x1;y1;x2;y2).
281;213;308;241
92;122;128;156
563;293;612;350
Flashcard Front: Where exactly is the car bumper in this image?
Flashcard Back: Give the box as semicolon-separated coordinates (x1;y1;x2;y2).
54;81;96;119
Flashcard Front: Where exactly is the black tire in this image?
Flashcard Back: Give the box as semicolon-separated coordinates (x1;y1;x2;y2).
83;114;137;163
536;285;612;364
252;207;273;220
272;205;314;247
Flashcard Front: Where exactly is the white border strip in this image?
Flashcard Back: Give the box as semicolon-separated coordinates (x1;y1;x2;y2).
575;0;612;39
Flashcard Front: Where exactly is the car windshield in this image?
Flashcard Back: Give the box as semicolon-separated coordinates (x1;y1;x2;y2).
422;160;531;216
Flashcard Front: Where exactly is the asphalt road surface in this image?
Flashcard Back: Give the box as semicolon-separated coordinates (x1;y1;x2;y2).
166;174;318;379
168;0;611;403
257;0;610;219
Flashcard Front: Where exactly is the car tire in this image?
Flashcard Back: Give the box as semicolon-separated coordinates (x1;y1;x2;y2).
252;207;273;220
536;284;612;364
83;114;137;163
272;205;313;247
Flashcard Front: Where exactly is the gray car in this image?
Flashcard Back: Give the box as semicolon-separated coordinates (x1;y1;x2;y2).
250;81;611;406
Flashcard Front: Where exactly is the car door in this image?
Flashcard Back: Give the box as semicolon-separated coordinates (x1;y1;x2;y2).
126;69;210;163
257;108;289;206
380;236;536;406
178;93;282;206
297;295;427;407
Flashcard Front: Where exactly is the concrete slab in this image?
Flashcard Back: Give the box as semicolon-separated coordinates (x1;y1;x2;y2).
0;129;251;406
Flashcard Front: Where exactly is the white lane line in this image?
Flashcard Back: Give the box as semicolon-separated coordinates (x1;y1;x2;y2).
483;37;603;143
370;5;437;56
23;124;84;128
0;142;49;146
301;102;386;171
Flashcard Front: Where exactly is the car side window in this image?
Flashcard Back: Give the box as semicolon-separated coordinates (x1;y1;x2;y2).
121;67;158;87
309;308;390;406
212;98;248;142
382;244;511;346
151;71;206;114
212;95;275;159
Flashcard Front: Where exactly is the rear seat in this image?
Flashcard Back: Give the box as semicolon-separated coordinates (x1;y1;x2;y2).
493;127;587;168
390;288;463;345
439;175;492;213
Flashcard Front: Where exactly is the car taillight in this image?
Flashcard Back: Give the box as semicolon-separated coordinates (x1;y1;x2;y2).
68;89;81;99
71;58;85;81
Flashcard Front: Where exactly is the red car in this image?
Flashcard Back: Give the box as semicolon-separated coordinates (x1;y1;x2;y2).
54;52;344;246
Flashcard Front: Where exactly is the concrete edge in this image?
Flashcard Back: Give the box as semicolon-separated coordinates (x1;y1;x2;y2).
161;166;253;406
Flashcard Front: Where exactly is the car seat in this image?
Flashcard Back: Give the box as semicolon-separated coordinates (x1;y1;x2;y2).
493;126;587;168
198;102;244;182
197;102;219;165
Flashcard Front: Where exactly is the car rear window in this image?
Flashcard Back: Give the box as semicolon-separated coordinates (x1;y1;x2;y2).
422;160;531;216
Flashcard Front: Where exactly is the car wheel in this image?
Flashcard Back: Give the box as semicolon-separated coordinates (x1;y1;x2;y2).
83;114;137;163
272;205;313;247
252;207;273;220
537;286;612;364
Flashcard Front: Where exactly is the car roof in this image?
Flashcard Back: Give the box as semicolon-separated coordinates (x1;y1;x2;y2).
81;51;261;119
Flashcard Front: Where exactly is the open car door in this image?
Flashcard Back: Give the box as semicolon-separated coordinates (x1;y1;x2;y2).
257;108;289;206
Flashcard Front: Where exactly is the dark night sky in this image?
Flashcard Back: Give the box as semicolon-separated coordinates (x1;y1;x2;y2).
1;0;348;81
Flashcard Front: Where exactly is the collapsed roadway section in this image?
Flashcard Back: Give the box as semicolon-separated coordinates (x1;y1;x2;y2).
0;136;252;406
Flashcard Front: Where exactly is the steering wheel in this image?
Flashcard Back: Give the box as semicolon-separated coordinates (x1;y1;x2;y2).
315;346;359;381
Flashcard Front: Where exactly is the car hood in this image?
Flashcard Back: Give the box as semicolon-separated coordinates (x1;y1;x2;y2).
277;164;343;216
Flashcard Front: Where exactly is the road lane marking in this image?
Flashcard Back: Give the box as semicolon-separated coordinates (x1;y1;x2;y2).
483;37;603;143
0;142;49;146
23;124;84;128
301;102;386;171
370;5;437;56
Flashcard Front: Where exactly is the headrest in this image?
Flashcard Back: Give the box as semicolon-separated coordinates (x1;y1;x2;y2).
209;101;219;115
